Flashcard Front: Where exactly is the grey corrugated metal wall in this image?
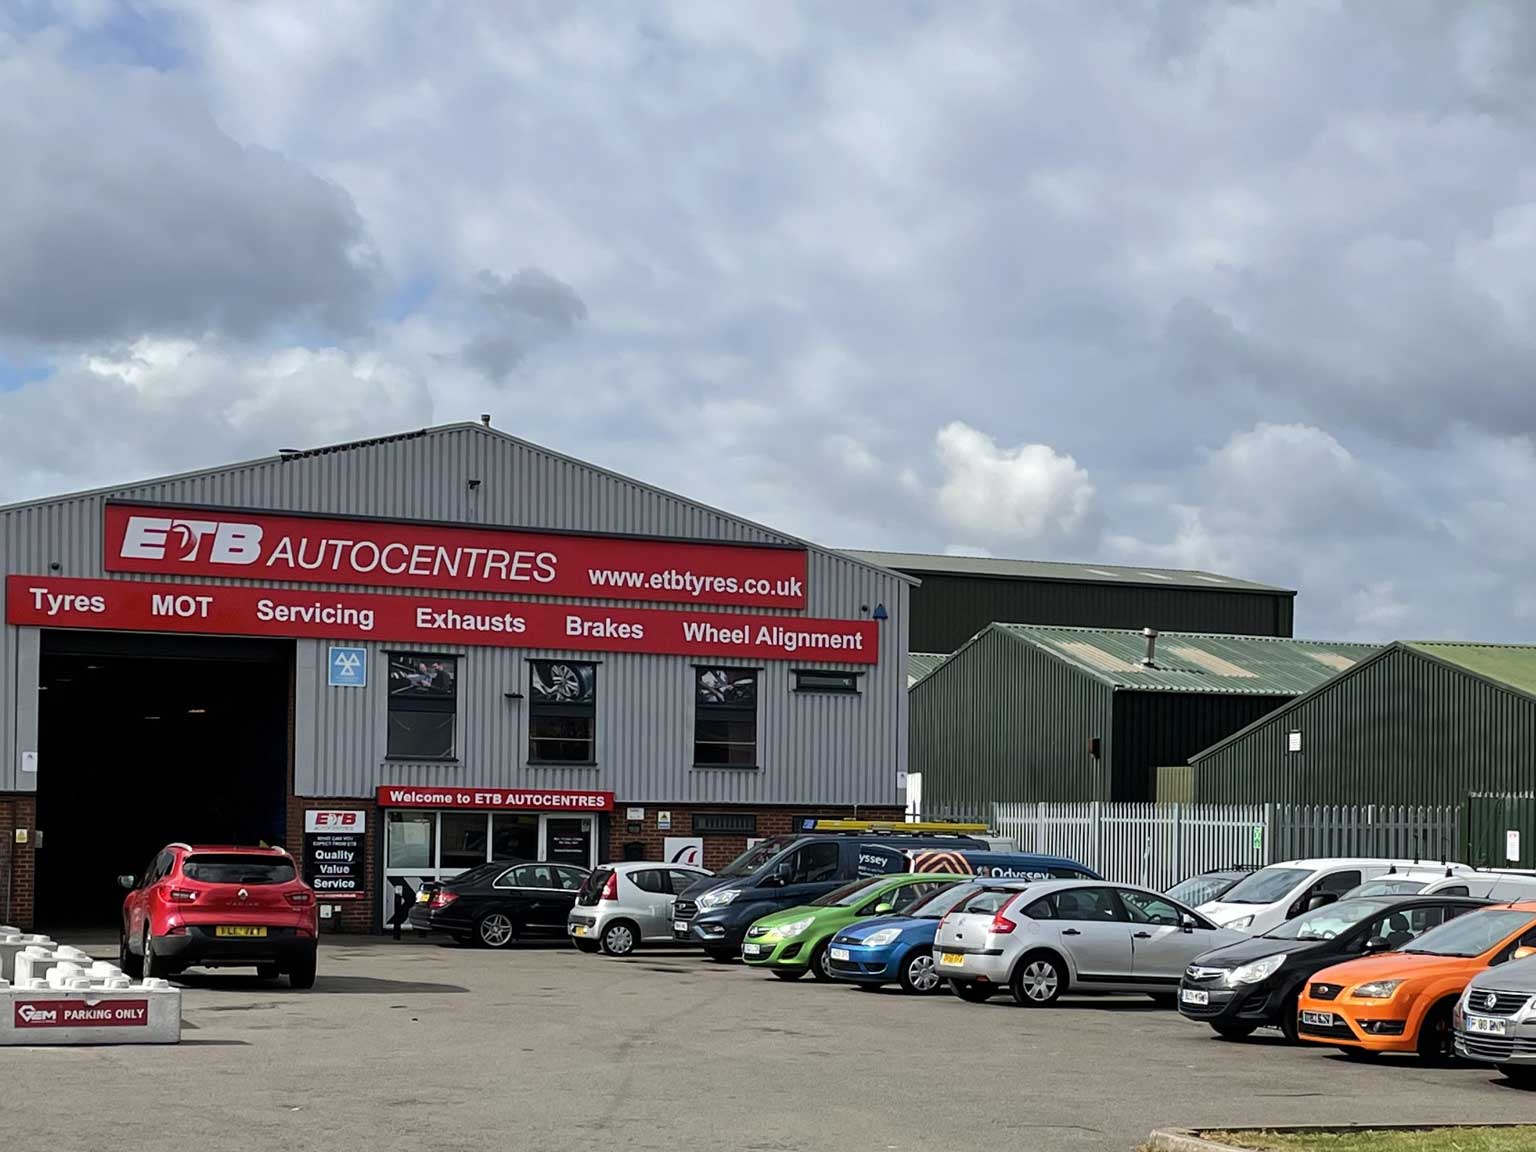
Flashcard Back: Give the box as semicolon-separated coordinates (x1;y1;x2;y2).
1190;647;1536;806
904;573;1294;652
910;630;1113;808
1110;691;1292;802
2;425;909;805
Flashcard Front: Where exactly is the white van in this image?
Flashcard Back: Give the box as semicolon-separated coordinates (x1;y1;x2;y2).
1197;858;1476;934
1345;867;1536;902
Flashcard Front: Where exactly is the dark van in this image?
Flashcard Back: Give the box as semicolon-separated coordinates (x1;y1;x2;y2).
672;826;993;959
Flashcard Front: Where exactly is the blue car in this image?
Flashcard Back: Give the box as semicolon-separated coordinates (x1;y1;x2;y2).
828;853;1100;994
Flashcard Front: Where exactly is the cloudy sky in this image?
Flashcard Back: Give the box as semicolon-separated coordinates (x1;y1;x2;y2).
3;1;1535;641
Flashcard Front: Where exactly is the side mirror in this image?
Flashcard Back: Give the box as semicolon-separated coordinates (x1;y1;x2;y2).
874;902;894;915
1363;936;1391;954
1305;892;1338;912
117;875;137;890
1180;913;1198;933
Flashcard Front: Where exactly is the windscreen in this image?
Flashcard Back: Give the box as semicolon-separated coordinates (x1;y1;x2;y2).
446;862;512;888
1264;897;1397;941
1218;867;1311;905
183;855;296;885
715;836;794;878
1166;873;1240;908
813;877;885;907
1402;909;1536;957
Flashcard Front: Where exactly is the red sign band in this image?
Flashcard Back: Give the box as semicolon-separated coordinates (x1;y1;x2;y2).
14;1000;150;1028
377;787;614;812
5;577;878;664
103;504;808;609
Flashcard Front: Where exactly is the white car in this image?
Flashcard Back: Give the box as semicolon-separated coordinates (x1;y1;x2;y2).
1198;858;1475;935
567;863;712;956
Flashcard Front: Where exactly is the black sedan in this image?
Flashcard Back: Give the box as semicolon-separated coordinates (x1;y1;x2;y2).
408;860;591;948
1178;894;1490;1041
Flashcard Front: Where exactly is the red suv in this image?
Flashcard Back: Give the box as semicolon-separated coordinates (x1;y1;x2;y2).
119;844;319;988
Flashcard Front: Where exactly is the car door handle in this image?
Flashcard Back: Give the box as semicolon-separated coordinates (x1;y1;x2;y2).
1133;931;1152;939
1062;929;1081;936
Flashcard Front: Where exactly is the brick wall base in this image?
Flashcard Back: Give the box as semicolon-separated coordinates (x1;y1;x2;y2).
609;803;907;872
0;793;38;931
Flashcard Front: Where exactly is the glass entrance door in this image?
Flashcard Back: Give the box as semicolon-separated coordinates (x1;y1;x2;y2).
542;816;593;868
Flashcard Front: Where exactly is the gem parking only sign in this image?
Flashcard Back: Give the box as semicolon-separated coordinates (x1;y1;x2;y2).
328;646;367;687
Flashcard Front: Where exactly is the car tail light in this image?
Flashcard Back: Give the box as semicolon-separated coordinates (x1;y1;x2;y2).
989;894;1021;934
602;873;619;902
169;889;198;903
430;891;458;909
287;891;313;906
165;923;187;936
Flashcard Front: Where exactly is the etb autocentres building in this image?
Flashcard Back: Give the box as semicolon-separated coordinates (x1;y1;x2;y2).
0;422;909;933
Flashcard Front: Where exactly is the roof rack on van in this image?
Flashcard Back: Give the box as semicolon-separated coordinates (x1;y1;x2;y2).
800;819;989;835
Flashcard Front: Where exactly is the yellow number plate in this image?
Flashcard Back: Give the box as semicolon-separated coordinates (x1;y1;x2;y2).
940;951;964;966
572;925;588;937
215;926;267;938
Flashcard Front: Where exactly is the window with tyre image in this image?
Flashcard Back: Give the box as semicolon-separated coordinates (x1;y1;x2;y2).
528;660;596;763
694;667;757;766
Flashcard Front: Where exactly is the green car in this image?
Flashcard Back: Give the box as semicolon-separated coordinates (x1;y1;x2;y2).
741;873;968;981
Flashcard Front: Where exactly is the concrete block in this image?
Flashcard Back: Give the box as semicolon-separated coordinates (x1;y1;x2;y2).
0;934;54;982
1;981;182;1045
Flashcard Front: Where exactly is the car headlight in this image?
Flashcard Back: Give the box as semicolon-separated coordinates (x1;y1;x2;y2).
1226;954;1285;986
1226;915;1254;930
697;888;741;910
863;928;902;947
774;917;815;939
1353;979;1404;999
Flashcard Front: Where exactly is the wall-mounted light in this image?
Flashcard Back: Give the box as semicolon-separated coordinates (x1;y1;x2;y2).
872;603;888;621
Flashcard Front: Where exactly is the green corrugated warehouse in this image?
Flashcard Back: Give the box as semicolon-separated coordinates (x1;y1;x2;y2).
912;623;1377;809
1189;641;1536;808
907;652;949;687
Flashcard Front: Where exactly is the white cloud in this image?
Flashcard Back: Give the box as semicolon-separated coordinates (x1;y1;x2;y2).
933;421;1096;547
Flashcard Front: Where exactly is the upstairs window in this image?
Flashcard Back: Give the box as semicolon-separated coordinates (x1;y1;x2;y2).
793;669;861;694
387;654;457;760
529;661;597;763
694;667;758;767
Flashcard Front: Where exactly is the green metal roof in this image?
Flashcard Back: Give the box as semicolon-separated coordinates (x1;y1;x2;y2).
907;652;950;686
839;549;1292;594
992;624;1379;696
1405;642;1536;698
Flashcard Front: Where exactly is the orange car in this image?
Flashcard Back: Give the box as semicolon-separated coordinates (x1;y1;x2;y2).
1297;901;1536;1061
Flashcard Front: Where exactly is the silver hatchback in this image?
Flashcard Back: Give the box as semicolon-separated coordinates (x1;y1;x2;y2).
933;879;1243;1006
568;863;712;956
1454;950;1536;1084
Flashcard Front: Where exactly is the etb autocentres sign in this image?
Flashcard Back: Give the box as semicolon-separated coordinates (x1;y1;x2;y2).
377;787;614;812
103;503;808;609
303;810;366;899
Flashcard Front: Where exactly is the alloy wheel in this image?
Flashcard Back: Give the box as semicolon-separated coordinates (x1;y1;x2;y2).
479;914;515;947
907;954;939;992
1020;960;1059;1002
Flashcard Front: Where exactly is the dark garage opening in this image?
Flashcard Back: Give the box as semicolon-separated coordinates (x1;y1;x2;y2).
35;631;292;931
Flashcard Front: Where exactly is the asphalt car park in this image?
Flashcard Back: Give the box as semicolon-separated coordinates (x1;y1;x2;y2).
7;937;1536;1152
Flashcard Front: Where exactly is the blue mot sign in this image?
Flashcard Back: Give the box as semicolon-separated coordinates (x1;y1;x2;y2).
328;646;367;687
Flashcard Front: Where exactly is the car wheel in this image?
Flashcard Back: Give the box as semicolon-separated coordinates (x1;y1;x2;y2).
572;939;601;954
601;921;639;957
1499;1064;1536;1087
477;913;517;949
809;942;835;982
773;968;806;981
1147;992;1177;1008
119;931;143;980
257;964;281;981
704;948;736;963
287;950;318;990
1417;999;1456;1065
950;980;995;1003
142;927;168;980
1010;953;1066;1007
899;948;943;995
1278;992;1301;1044
1210;1022;1258;1040
857;984;882;992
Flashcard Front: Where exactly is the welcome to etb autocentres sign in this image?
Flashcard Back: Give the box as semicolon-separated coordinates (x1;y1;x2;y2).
377;787;614;812
103;504;808;610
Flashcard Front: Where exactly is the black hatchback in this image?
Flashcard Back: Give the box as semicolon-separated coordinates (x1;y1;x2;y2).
1178;894;1490;1041
407;860;590;948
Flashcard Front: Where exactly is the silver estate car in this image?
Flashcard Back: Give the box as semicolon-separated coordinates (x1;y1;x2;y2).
1454;949;1536;1084
933;879;1244;1005
568;862;712;956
